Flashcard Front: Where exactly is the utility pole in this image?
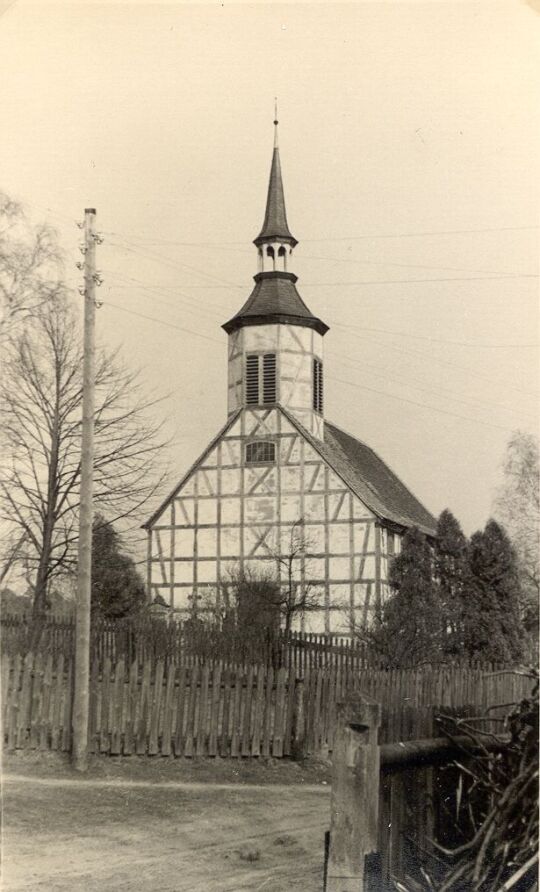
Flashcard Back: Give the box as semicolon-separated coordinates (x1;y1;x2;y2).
72;208;97;771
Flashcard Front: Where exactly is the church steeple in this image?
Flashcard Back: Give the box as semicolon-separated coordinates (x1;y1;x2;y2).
223;118;327;336
222;117;328;441
254;115;297;250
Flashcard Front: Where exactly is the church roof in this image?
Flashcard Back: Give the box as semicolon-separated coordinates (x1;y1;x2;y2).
282;410;437;536
222;272;328;336
254;145;297;247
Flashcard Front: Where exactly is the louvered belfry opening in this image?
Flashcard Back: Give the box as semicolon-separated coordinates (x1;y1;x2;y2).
263;353;276;403
313;357;323;413
245;353;277;406
246;355;259;404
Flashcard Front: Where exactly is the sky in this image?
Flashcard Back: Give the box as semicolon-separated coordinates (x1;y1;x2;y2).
1;0;539;538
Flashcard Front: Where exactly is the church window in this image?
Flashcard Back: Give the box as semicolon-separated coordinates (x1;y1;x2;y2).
313;358;323;413
245;441;276;464
245;353;277;405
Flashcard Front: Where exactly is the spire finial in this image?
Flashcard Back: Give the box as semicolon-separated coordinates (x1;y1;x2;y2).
273;97;279;148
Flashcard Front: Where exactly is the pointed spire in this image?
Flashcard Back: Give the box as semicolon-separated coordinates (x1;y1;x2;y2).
254;110;297;248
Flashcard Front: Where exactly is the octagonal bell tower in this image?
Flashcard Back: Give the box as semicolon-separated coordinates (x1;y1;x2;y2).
223;117;329;440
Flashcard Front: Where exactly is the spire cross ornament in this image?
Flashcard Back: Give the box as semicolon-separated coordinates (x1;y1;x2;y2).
274;97;279;148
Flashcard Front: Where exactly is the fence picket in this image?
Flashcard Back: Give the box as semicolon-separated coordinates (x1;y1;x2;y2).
61;656;72;751
241;665;254;757
261;665;273;758
196;664;210;757
50;653;64;751
251;666;265;757
161;661;176;756
184;665;198;758
100;657;112;754
283;665;296;757
17;653;34;749
208;662;221;757
148;659;164;756
39;654;53;750
272;668;286;757
173;665;187;757
230;668;243;758
111;658;125;755
220;665;232;757
136;659;151;755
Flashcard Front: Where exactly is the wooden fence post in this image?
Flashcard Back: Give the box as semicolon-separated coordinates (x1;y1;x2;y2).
326;695;381;892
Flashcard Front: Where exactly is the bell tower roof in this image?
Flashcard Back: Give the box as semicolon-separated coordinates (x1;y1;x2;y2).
222;271;328;336
222;115;328;338
254;117;297;248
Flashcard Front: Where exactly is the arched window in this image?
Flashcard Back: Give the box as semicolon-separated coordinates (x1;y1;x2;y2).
245;441;276;464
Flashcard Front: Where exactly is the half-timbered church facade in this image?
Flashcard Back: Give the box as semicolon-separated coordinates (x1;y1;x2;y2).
145;122;436;633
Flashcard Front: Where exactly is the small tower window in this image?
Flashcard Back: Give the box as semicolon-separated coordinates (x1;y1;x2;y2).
313;358;323;413
246;441;276;464
245;353;277;405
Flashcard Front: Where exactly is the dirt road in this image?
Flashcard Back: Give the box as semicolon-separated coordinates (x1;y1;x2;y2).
2;773;330;891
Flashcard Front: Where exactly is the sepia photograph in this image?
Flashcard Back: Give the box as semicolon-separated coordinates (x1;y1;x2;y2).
0;1;538;890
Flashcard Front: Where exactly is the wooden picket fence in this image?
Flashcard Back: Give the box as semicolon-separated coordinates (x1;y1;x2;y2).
1;651;533;758
0;614;369;671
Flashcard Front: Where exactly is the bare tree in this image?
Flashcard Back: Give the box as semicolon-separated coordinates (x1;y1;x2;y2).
0;192;62;339
273;519;322;635
0;293;168;640
493;431;539;629
206;520;323;639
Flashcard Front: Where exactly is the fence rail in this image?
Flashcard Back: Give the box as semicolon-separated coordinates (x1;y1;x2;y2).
1;650;533;759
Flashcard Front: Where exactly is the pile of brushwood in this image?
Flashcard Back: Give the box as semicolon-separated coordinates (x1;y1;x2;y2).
398;673;538;892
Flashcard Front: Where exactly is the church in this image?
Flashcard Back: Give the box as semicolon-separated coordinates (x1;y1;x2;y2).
144;121;436;634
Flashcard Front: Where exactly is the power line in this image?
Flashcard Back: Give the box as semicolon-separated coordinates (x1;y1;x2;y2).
102;273;539;407
328;376;521;434
103;302;222;345
294;251;530;279
105;238;537;288
106;271;537;351
329;321;540;398
330;351;538;423
101;301;536;435
100;223;539;244
302;274;537;286
328;324;538;350
302;225;539;242
106;236;240;289
104;269;231;321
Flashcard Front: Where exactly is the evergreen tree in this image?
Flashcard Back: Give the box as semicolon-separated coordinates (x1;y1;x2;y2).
463;520;524;663
91;516;146;618
368;527;443;667
435;509;469;657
